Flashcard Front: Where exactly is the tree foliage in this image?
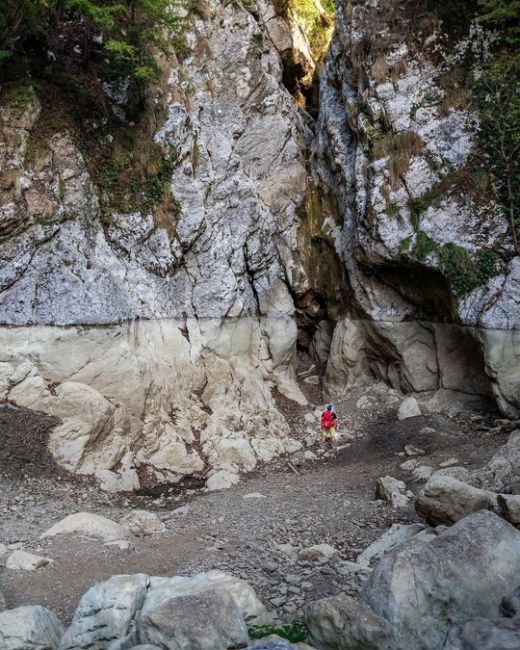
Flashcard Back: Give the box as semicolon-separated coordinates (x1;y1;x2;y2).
1;0;185;113
474;0;520;251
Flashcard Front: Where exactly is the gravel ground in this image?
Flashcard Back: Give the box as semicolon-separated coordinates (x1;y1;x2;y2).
0;395;509;625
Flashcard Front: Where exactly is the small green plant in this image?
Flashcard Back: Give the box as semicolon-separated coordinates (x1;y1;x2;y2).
438;242;500;296
248;621;309;643
414;229;437;261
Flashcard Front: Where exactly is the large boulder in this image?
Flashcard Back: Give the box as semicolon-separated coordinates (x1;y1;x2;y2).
60;570;270;650
397;398;421;420
357;523;426;568
415;475;497;525
375;476;410;508
136;589;248;650
474;431;520;492
442;617;520;649
362;511;520;650
59;574;150;650
498;494;520;525
41;512;131;543
304;595;392;650
0;606;64;650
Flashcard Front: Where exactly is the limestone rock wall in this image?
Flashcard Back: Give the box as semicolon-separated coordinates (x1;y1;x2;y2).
314;0;520;417
0;0;315;489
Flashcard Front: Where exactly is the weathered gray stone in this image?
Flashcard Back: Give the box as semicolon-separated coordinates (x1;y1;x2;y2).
0;606;64;650
119;511;165;537
6;550;53;571
357;523;426;568
136;589;248;650
474;431;520;493
375;476;410;508
42;512;131;543
442;617;520;650
305;595;392;650
397;398;421;420
61;570;270;650
298;544;338;565
498;494;520;525
362;511;520;650
60;574;150;650
501;585;520;619
416;475;497;525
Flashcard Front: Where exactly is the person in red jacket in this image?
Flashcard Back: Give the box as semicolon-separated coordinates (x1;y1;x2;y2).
320;403;338;453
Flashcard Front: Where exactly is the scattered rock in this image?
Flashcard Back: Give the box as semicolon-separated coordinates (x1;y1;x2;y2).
473;431;520;492
0;591;5;612
397;397;421;420
498;494;520;525
0;606;64;650
305;594;392;650
206;470;240;491
337;561;365;576
375;476;410;508
362;511;520;650
439;457;459;468
6;550;53;571
298;544;338;565
357;523;426;568
400;459;420;472
119;510;165;537
404;444;425;457
41;512;130;543
243;493;266;499
412;465;435;482
416;475;497;525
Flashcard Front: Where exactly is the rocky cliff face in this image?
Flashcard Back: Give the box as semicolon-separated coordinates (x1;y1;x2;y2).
0;0;518;491
0;0;322;491
315;0;520;418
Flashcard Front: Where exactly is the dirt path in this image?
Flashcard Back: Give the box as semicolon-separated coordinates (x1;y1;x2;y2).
0;401;508;625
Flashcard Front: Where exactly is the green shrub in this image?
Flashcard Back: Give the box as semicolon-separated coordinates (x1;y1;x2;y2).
438;242;499;296
248;621;309;643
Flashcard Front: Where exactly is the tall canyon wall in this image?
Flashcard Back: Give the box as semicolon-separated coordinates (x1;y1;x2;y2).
0;0;518;490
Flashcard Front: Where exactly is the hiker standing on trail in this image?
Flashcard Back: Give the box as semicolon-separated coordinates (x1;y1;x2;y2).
320;403;338;453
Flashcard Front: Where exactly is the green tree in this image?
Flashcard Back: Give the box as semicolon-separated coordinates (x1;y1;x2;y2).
1;0;185;111
475;0;520;252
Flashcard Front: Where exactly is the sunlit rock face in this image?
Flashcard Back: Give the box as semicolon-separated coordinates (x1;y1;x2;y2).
314;0;519;417
0;0;315;489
